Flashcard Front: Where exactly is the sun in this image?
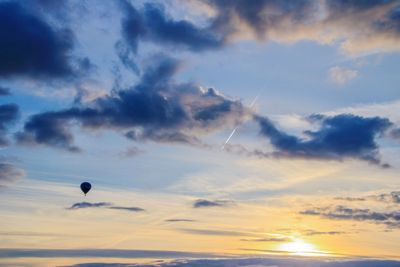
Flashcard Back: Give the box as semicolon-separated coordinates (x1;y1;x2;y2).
278;239;320;256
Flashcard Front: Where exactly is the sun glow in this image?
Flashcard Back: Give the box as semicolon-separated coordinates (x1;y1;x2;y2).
278;239;321;256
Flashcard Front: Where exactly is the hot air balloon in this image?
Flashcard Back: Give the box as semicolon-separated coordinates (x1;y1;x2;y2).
80;182;91;195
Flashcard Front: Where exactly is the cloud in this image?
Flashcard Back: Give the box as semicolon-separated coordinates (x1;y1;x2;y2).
67;202;145;212
254;113;392;166
390;127;400;139
124;129;204;147
0;104;19;146
59;257;400;267
0;1;89;80
118;146;144;158
119;1;223;56
205;0;318;41
115;1;223;73
241;236;291;242
0;162;25;185
67;202;111;210
164;219;196;222
178;228;251;237
0;248;217;259
192;199;234;208
108;206;145;212
0;231;84;238
300;205;400;228
335;191;400;204
302;230;348;236
329;66;359;85
201;0;400;55
141;3;223;51
17;56;247;151
334;197;366;202
0;87;11;96
375;191;400;204
388;191;400;204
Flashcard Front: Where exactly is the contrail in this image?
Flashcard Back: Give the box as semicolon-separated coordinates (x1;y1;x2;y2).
221;93;260;150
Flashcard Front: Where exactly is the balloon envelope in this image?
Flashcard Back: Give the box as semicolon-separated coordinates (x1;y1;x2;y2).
80;182;91;195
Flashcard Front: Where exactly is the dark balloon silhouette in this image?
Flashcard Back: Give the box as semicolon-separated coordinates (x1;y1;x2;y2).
80;182;91;195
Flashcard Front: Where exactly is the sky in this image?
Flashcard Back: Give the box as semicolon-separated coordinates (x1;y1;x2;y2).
1;0;400;266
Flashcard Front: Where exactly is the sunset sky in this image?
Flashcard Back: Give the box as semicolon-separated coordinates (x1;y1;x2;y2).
1;1;400;266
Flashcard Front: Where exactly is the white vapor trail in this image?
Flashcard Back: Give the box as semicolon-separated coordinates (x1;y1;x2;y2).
221;94;260;150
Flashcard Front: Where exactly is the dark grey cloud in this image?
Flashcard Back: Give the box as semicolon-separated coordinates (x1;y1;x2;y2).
67;202;145;212
300;205;400;228
0;162;25;185
118;0;146;54
119;0;223;57
115;40;140;75
192;199;234;208
115;0;223;74
0;1;89;80
108;206;145;212
67;202;112;210
141;3;223;51
17;56;246;151
0;87;11;96
255;114;392;166
0;103;19;146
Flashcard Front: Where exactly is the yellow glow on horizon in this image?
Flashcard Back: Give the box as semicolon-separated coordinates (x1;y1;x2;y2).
278;239;322;256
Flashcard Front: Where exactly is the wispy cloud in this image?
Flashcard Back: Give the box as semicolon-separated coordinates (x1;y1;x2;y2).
67;202;145;212
0;103;19;147
240;236;291;242
329;66;359;85
0;162;25;185
0;248;217;259
192;199;235;208
164;219;196;222
67;202;112;210
335;191;400;204
108;206;145;212
118;146;145;158
177;228;260;237
300;205;400;228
